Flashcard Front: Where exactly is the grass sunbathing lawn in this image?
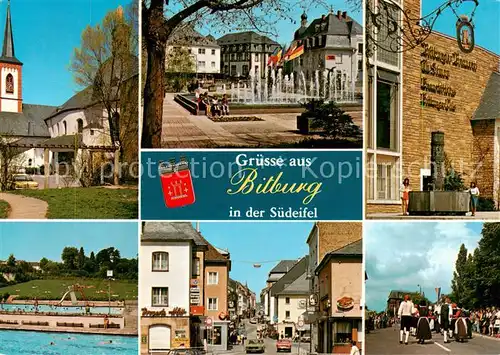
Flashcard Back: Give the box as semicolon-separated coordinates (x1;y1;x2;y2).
0;200;10;218
13;187;137;219
0;279;138;302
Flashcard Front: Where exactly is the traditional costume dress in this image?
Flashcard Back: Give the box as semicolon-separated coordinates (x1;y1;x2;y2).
454;308;468;342
440;301;453;343
398;297;414;345
411;305;419;336
416;304;432;344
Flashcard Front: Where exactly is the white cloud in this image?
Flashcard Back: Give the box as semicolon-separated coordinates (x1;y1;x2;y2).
365;222;481;311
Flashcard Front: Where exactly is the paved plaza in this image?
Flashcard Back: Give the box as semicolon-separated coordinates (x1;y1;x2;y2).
162;94;362;148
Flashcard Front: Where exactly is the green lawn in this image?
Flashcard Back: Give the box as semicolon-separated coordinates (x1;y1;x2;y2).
0;279;138;301
13;187;138;219
0;200;10;218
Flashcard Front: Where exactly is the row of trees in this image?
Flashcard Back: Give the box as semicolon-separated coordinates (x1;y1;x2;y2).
0;247;138;288
450;223;500;309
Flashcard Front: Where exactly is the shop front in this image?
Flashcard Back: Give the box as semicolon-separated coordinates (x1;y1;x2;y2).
140;308;190;354
365;0;500;214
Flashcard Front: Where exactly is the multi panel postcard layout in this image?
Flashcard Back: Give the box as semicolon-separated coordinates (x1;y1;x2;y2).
0;1;498;355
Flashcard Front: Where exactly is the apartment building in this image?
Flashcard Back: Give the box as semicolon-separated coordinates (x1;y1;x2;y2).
306;222;363;353
268;257;309;338
140;222;208;354
167;24;221;74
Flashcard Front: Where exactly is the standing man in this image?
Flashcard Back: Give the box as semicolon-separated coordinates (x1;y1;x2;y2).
398;295;414;345
350;340;360;355
440;297;453;343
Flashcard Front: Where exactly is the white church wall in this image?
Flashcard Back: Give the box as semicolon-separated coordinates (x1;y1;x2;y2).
0;67;19;113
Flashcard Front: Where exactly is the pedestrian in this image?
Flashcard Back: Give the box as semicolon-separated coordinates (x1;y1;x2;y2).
400;178;411;216
416;300;432;344
467;182;480;216
454;308;468;342
440;297;453;343
349;340;360;355
221;94;230;116
398;295;414;345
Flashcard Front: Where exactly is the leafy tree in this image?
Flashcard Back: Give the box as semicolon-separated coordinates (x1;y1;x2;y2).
71;3;138;162
450;244;476;308
96;247;121;268
77;247;86;270
39;257;49;272
165;46;196;92
141;0;313;147
301;99;362;140
473;223;500;307
6;254;16;268
61;247;79;270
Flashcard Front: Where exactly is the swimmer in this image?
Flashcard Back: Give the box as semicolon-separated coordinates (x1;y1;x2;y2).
50;342;55;346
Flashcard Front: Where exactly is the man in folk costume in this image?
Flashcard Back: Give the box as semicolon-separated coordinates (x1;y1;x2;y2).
398;295;414;344
453;307;469;342
416;300;432;344
440;297;453;343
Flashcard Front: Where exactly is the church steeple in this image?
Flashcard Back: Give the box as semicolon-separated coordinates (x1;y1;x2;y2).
0;0;23;113
1;0;20;63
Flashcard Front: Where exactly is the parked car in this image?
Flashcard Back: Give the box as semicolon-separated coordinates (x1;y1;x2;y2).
276;339;292;352
246;339;265;353
9;174;38;190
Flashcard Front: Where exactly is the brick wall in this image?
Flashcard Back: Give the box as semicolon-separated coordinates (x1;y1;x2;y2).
368;0;500;213
317;222;362;262
402;0;499;198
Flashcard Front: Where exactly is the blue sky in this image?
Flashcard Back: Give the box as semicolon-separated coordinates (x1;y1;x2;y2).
365;222;483;312
422;0;499;54
197;0;362;45
0;222;138;261
3;0;128;107
196;222;312;296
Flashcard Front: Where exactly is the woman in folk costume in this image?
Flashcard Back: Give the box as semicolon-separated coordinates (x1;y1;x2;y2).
428;305;435;331
398;295;414;345
434;304;441;333
453;307;469;342
416;300;432;344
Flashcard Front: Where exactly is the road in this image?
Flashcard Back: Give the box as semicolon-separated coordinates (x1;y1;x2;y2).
215;320;309;355
366;327;500;354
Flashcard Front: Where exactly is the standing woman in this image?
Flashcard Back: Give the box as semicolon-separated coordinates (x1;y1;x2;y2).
416;300;432;344
468;182;480;216
400;178;411;216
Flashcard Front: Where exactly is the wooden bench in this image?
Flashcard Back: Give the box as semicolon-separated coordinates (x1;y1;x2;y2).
89;323;120;329
21;321;49;326
0;320;18;325
56;322;84;328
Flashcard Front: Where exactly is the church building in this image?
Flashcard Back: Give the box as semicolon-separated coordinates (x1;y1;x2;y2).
0;1;117;184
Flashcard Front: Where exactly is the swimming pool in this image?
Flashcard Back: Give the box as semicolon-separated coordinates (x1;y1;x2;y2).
0;330;137;354
0;304;122;315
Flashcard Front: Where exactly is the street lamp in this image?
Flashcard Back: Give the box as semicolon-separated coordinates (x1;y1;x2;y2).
418;284;422;296
107;255;115;315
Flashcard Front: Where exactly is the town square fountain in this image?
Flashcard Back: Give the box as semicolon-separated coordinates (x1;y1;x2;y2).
228;68;357;104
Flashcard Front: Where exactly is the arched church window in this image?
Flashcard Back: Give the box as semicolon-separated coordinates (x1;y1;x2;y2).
63;121;67;135
6;74;14;94
77;119;83;134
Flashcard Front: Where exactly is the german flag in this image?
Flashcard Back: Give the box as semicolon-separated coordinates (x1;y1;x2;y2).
283;44;297;61
286;45;304;61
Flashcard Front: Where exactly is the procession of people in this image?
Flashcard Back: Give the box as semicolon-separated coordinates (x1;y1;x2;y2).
392;294;488;346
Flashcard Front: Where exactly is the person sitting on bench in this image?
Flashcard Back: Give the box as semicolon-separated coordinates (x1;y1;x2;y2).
211;95;221;117
221;94;230;116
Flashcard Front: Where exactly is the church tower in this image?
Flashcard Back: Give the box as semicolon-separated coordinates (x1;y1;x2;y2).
0;0;22;113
